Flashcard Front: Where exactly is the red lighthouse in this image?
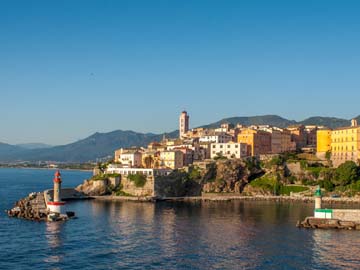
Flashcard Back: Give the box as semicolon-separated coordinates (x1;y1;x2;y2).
53;170;62;202
47;170;66;214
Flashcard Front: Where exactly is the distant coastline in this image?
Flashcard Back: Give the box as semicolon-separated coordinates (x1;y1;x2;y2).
0;166;92;172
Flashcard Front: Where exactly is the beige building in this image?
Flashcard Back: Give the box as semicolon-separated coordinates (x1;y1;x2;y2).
280;129;296;153
210;142;248;159
160;150;184;169
258;127;295;153
257;127;282;154
147;142;166;152
287;125;307;150
194;143;211;160
115;149;143;168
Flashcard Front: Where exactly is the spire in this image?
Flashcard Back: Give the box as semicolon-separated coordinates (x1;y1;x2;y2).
53;170;62;183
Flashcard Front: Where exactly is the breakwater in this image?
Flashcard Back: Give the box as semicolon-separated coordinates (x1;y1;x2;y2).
6;192;48;221
6;188;89;222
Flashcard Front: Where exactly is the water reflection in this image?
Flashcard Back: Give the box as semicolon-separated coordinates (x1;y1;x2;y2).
44;221;64;265
312;229;360;270
20;199;360;270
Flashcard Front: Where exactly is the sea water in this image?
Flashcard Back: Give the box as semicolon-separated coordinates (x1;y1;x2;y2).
0;168;359;270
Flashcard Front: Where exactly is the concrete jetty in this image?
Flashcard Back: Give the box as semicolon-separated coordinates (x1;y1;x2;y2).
297;186;360;230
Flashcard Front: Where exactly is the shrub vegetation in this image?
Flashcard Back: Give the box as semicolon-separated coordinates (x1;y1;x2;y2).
128;174;147;187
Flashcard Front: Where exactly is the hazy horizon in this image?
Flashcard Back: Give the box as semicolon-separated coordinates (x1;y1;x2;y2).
1;0;360;144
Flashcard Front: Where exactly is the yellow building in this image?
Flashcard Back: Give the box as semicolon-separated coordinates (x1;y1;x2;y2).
316;129;332;159
237;129;271;156
331;120;360;167
160;150;184;169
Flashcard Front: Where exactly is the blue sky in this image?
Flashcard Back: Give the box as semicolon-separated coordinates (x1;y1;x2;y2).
1;0;360;145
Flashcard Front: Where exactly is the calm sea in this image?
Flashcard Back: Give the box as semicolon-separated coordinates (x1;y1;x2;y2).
0;168;360;270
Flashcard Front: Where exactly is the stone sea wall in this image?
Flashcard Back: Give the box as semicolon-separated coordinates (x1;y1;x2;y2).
333;209;360;222
122;175;155;197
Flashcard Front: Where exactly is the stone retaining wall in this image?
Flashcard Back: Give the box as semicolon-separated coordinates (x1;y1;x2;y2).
122;176;155;197
333;209;360;222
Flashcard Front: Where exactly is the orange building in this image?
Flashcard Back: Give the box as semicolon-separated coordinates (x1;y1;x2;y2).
287;125;307;150
237;129;272;156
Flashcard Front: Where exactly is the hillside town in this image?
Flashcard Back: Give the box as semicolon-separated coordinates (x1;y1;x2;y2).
106;111;360;176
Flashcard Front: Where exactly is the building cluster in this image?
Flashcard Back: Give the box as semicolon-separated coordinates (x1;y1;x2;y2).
316;119;360;167
112;111;325;172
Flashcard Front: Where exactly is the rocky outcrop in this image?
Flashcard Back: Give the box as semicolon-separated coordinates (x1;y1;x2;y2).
79;159;265;197
202;159;264;193
76;179;111;196
242;184;274;196
155;171;202;197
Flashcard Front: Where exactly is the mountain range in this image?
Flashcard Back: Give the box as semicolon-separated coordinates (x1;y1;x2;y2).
0;115;359;163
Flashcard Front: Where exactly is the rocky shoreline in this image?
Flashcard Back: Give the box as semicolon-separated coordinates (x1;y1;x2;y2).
92;195;156;202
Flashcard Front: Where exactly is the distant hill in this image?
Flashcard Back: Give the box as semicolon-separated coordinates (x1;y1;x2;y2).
202;115;297;129
0;143;26;158
0;130;178;163
203;115;358;130
298;117;350;129
1;114;359;163
16;143;52;150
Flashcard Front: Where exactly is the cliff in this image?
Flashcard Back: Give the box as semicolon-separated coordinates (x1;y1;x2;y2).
201;159;264;193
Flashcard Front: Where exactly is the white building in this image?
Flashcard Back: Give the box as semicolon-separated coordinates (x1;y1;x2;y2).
107;165;172;177
210;142;248;159
199;132;233;144
117;150;142;167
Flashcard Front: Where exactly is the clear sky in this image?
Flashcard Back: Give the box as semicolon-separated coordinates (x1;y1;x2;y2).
1;0;360;145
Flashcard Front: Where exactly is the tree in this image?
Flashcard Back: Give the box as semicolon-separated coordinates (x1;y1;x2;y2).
325;151;331;161
144;156;154;168
97;162;107;174
333;161;360;186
